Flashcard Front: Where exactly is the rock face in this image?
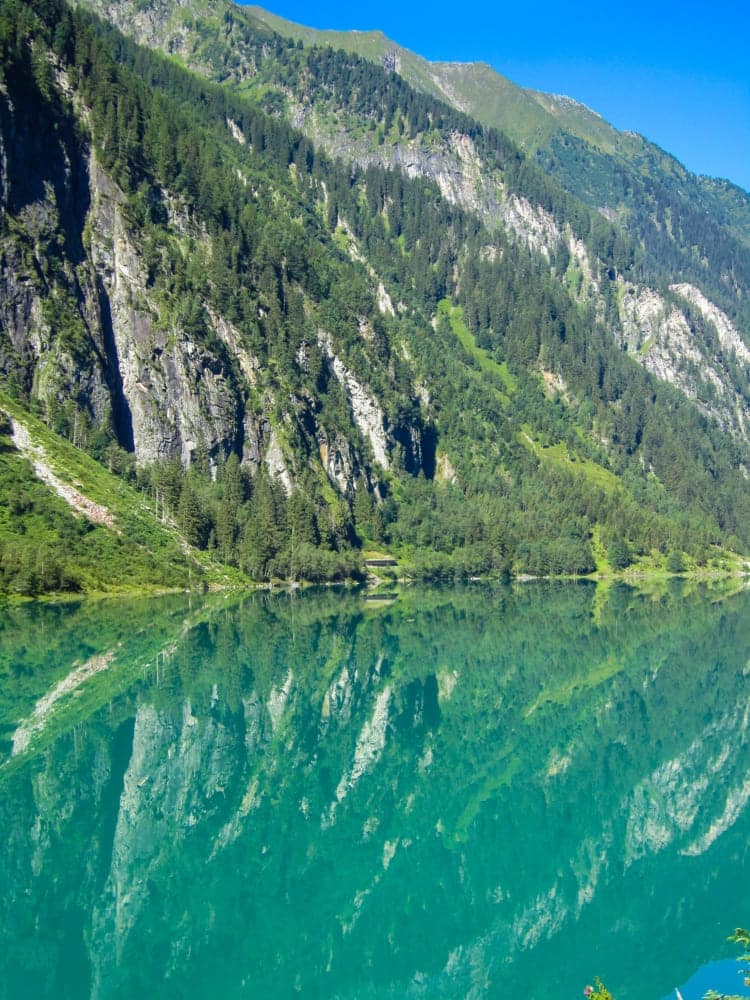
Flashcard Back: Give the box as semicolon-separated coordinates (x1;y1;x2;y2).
86;160;242;465
317;430;365;498
617;284;750;438
0;82;113;425
0;68;244;468
318;331;391;469
341;129;503;223
317;330;429;480
671;282;750;366
0;63;428;497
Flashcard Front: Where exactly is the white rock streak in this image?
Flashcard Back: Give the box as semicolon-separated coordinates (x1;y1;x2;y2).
671;282;750;366
10;419;117;529
336;685;392;802
318;331;390;468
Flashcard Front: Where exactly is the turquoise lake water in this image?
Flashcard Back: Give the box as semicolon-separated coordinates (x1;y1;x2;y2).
0;582;748;998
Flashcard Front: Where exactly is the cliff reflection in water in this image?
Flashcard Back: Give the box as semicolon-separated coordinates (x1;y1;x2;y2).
0;582;748;999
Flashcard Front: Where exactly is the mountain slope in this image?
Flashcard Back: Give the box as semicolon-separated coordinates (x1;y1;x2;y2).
246;4;750;244
76;0;750;445
244;5;621;151
244;6;750;306
1;0;749;592
0;394;240;595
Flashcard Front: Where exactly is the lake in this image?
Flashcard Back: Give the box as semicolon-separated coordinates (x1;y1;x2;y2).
1;582;748;999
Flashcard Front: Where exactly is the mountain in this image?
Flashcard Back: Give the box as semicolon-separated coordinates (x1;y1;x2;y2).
245;5;750;251
1;0;749;595
80;0;750;430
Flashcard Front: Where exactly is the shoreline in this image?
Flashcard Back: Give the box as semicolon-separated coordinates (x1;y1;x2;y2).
2;563;747;606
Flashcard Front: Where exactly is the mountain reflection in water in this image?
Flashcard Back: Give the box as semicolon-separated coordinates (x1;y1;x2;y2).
0;582;748;999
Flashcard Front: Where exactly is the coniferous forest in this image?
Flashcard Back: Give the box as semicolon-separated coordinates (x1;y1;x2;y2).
1;0;750;594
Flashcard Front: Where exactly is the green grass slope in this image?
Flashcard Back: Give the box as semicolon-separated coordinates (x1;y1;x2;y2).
244;5;644;156
0;395;242;597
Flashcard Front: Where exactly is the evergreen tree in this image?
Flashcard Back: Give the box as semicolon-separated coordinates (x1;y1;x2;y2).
178;480;210;549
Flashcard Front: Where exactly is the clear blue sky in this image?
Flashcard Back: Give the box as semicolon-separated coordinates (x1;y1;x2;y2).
245;0;750;193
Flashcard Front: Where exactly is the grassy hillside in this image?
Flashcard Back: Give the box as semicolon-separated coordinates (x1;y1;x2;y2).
243;6;594;149
0;394;241;596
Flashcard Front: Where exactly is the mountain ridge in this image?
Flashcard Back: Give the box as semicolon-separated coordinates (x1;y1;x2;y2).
244;3;750;200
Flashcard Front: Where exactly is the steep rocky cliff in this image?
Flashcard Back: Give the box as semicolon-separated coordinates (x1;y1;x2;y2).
0;62;242;465
0;20;429;494
79;0;750;455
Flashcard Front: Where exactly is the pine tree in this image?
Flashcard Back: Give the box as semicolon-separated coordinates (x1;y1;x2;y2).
241;470;288;579
178;480;210;549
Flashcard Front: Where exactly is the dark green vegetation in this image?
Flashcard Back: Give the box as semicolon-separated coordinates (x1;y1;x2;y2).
1;0;749;594
1;583;749;996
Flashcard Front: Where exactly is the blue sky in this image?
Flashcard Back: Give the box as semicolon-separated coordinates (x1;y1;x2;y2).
245;0;750;192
